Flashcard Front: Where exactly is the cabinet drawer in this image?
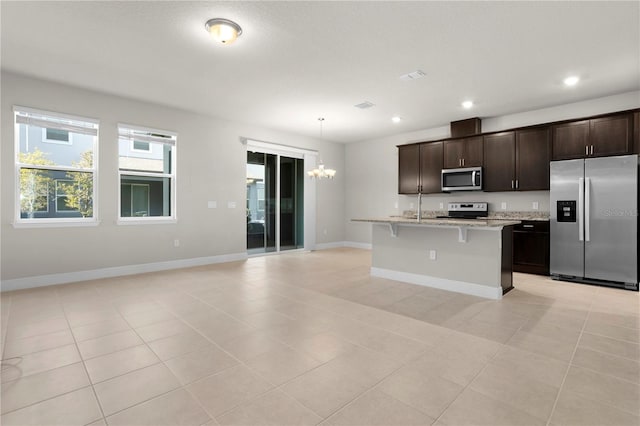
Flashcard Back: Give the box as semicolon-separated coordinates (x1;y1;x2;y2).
514;221;549;233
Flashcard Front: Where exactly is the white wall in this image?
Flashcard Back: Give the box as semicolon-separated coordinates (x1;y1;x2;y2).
1;72;345;284
345;91;640;245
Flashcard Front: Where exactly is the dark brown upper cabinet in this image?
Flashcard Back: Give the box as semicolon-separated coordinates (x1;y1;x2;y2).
483;132;516;192
552;113;633;160
443;136;483;168
483;128;551;192
398;142;443;194
516;127;551;191
419;141;444;194
398;144;420;194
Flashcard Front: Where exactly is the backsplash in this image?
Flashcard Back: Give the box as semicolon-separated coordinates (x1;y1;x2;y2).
398;190;550;214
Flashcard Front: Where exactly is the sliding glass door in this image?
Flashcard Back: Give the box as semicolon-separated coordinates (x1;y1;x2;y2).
246;151;304;254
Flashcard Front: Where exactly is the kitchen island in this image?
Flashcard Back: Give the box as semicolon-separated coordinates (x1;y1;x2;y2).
352;217;520;300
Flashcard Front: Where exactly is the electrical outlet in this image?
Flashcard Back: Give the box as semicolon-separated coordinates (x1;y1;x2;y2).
174;239;180;247
532;201;539;210
501;202;507;210
207;201;217;209
439;202;444;210
228;201;237;209
429;250;437;260
409;202;414;209
394;201;398;209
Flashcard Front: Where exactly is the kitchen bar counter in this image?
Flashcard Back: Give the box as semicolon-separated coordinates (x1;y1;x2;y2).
352;217;521;227
353;217;517;300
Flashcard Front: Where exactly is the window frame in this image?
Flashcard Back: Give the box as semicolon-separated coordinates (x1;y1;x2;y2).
13;106;99;228
117;123;177;225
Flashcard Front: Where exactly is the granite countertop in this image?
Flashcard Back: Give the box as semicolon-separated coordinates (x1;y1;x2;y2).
397;210;550;221
352;217;521;228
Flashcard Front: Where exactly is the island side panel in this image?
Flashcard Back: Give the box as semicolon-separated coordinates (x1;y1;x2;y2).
370;224;504;299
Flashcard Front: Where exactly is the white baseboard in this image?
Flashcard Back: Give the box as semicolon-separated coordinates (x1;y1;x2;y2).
344;241;372;250
313;241;372;250
370;267;503;300
1;252;248;292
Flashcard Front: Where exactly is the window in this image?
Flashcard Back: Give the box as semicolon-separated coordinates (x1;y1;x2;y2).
131;140;151;152
118;124;176;222
55;179;76;212
42;128;72;145
14;106;98;225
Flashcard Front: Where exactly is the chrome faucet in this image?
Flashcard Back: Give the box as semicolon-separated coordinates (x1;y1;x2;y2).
417;192;422;221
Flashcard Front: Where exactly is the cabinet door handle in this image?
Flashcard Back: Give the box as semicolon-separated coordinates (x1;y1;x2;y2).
515;179;519;189
459;158;462;167
585;145;589;156
462;158;465;166
523;224;534;228
511;180;514;189
590;145;594;155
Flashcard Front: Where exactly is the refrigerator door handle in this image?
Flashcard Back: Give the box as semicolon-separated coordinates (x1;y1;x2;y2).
578;177;584;242
585;177;591;242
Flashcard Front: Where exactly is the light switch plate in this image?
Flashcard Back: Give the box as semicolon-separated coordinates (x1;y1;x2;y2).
207;201;217;209
532;201;539;210
501;202;507;210
228;201;237;209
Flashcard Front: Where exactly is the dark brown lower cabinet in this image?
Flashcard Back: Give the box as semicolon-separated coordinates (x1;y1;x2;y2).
513;221;550;276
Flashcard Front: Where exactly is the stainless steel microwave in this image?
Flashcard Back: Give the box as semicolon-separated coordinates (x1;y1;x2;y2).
441;167;483;191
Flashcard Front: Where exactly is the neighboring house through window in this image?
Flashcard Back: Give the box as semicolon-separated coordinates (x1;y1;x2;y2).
118;124;176;223
14;106;98;225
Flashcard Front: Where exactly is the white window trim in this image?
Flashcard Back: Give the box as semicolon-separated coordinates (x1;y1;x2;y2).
42;128;73;145
13;106;99;228
117;124;177;225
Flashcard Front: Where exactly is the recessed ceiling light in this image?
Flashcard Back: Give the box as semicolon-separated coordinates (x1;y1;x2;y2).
205;18;242;44
462;100;474;109
563;76;580;86
391;116;402;123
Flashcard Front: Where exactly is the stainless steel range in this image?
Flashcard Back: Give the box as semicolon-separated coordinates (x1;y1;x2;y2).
437;202;488;219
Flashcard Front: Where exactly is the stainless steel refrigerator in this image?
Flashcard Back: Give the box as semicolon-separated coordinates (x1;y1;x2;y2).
550;154;638;290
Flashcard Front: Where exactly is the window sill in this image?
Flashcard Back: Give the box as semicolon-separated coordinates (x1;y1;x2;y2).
117;218;177;226
12;219;100;229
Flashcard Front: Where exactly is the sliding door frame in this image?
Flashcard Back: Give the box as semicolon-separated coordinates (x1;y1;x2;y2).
243;138;317;253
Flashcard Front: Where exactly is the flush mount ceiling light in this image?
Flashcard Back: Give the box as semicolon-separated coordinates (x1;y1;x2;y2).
205;18;242;44
391;116;402;123
563;75;580;87
461;100;474;109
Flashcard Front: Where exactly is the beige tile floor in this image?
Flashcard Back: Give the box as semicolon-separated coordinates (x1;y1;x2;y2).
0;247;638;425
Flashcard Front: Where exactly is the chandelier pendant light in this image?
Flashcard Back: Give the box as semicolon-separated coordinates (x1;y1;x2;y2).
205;18;242;44
308;118;336;179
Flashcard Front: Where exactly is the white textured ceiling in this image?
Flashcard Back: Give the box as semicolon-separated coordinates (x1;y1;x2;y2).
2;1;639;143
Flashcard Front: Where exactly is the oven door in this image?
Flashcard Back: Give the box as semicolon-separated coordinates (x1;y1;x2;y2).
441;167;482;191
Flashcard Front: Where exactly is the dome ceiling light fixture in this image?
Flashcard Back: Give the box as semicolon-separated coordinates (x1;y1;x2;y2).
205;18;243;44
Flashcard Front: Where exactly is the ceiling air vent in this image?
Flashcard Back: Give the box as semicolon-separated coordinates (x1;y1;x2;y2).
400;70;426;81
354;101;375;109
